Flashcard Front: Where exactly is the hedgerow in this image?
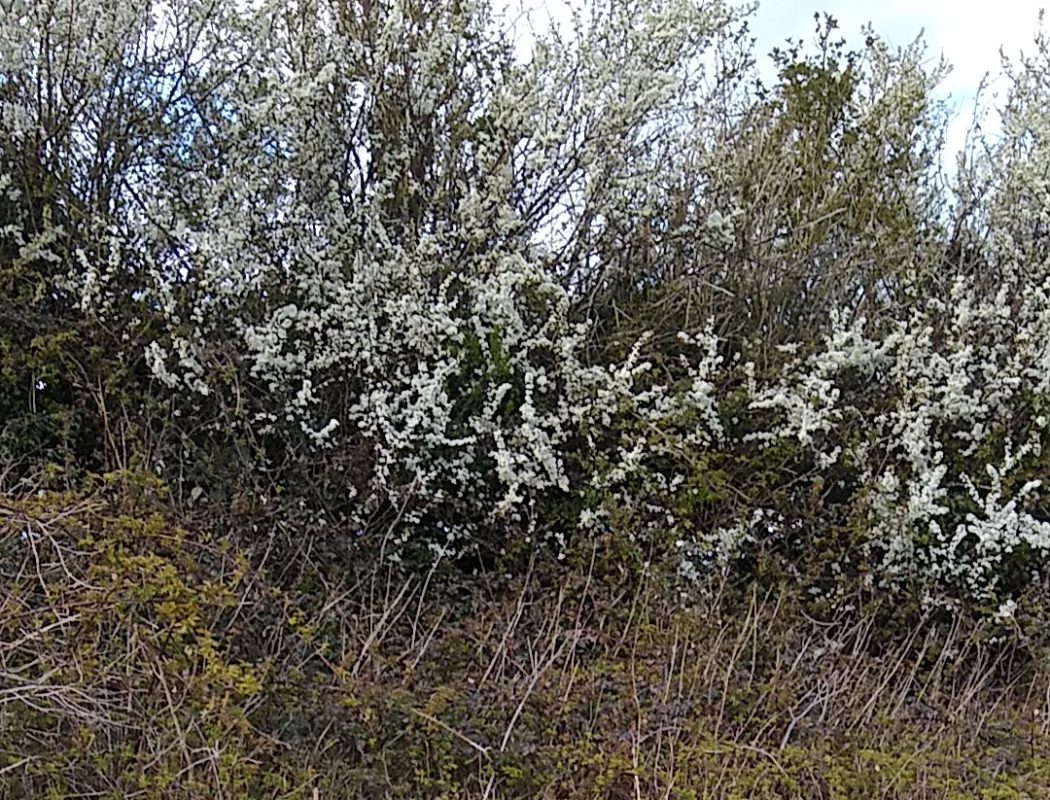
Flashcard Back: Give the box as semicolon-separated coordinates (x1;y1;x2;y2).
1;0;1050;612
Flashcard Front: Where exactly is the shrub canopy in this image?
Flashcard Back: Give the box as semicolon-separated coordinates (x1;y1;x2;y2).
2;0;1050;609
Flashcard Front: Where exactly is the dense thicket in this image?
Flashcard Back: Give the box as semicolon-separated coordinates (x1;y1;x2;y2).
4;0;1049;609
7;1;1050;796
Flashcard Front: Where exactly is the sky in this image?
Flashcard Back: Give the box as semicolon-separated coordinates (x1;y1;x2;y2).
748;0;1048;161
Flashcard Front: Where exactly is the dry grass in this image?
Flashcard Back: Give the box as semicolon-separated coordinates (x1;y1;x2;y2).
2;478;1050;799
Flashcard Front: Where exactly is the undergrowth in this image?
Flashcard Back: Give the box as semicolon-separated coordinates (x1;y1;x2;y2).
3;475;1050;798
